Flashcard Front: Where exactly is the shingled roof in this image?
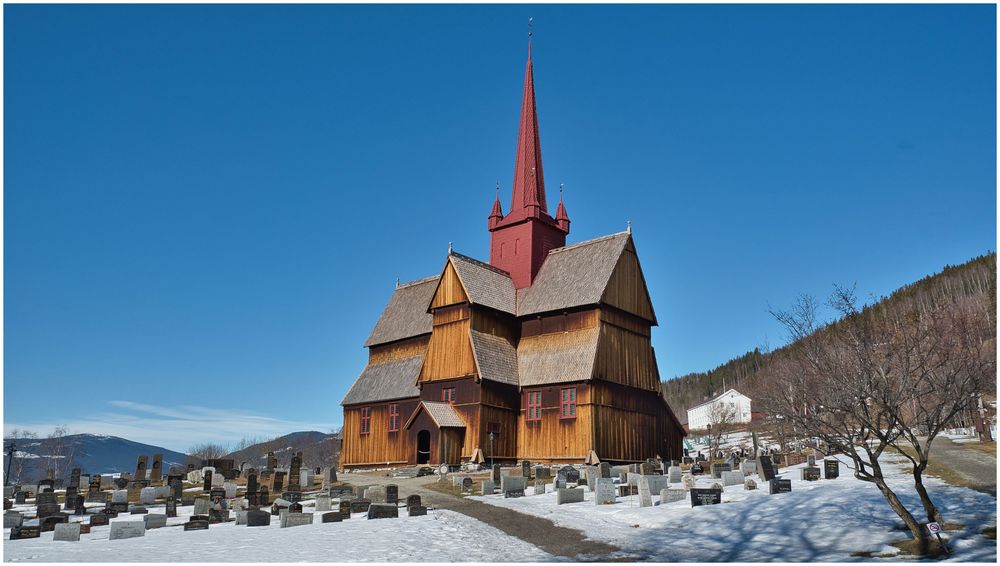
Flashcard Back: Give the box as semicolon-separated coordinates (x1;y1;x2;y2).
470;330;519;386
404;401;467;429
341;354;423;405
517;232;630;317
517;326;600;386
448;253;517;314
364;276;438;347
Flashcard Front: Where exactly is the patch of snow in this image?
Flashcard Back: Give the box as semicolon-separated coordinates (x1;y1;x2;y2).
472;453;996;562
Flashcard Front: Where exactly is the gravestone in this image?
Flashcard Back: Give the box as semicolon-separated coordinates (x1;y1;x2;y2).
63;486;78;510
271;471;285;494
366;486;387;503
184;520;209;531
210;487;226;506
135;455;148;482
339;500;352;519
824;459;839;479
710;463;732;479
4;511;23;528
769;478;792;494
39;478;55;492
40;514;69;532
144;514;167;529
721;470;744;486
280;512;313;528
109;521;145;540
193;497;211;515
690;488;722;507
533;480;546;495
266;452;277;471
595;478;616;505
757;455;776;482
69;468;81;489
556;487;584;505
287;452;303;493
492;464;501;485
350;499;371;513
235;510;248;525
128;505;148;514
165;499;177;517
112;490;128;504
170;478;183;502
500;476;527;498
90;513;109;527
212;472;225;487
599;462;611;478
744;478;757;490
140;487;157;505
247;509;271;526
668;466;682;483
329;486;353;498
637;477;653;507
314;495;332;512
741;460;757;475
36;491;61;519
289;502;303;514
408;505;427;516
535;466;551;479
9;525;41;540
807;452;816;467
258;486;269;505
208;508;229;524
367;504;398;520
557;466;580;485
86;475;104;503
521;461;531;479
640;461;657;476
660;488;687;503
462;478;474;493
383;484;398;504
74;495;85;515
801;467;821;481
150;454;163;483
224;482;237;499
405;494;421;510
480;480;494;495
202;470;213;492
14;491;26;504
690;463;704;475
618;484;638;497
322;511;342;523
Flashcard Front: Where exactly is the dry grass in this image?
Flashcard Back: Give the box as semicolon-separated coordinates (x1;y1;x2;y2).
982;526;996;540
960;441;998;456
890;536;950;559
887;445;972;490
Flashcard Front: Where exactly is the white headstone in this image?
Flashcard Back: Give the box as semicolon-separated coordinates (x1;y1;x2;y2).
211;473;224;488
595;478;616;505
193;497;211;515
667;466;682;483
637;477;653;507
53;522;81;542
111;490;128;504
109;521;146;540
235;510;248;525
187;470;203;484
556;487;584;505
223;482;237;499
480;480;494;495
139;487;157;505
660;488;687;503
280;512;314;528
4;511;23;528
314;495;332;512
721;471;743;486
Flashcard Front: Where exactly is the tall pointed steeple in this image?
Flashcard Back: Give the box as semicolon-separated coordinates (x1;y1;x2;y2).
488;41;570;289
508;43;547;220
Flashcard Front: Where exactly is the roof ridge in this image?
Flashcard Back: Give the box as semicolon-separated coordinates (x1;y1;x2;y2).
397;274;439;289
547;230;630;255
449;251;513;278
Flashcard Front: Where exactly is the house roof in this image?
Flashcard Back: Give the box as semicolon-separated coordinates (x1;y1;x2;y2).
340;355;423;405
518;232;631;317
447;253;517;315
470;330;519;386
364;276;438;347
404;401;467;429
687;388;751;412
517;327;600;386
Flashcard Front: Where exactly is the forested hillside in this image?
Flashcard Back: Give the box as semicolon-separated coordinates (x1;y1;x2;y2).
662;252;997;415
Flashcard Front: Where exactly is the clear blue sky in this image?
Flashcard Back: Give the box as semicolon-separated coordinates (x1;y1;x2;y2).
4;4;995;452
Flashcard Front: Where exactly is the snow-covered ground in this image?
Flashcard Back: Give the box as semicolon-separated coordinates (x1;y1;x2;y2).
3;504;552;562
472;453;997;562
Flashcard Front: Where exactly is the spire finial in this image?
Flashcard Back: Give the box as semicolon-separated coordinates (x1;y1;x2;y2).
396;277;400;289
528;17;533;40
448;241;453;254
559;182;564;200
627;219;632;234
496;180;500;197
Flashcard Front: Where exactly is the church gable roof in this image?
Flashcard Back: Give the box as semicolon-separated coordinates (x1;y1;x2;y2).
447;253;517;314
340;354;423;405
517;232;631;317
470;330;519;386
364;276;438;348
404;401;467;429
517;326;600;386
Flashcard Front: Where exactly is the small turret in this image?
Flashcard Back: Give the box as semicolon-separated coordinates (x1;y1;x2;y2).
488;182;504;230
555;183;570;232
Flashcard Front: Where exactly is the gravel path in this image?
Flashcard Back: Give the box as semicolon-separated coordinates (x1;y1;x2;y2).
340;471;626;561
929;437;997;496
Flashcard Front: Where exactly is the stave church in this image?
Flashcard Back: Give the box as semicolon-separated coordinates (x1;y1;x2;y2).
340;45;686;469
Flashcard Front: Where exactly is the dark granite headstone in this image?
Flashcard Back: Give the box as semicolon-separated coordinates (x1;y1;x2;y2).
461;478;473;493
289;502;302;514
258;486;269;505
69;468;81;489
63;486;78;510
322;511;342;523
557;466;580;484
90;513;109;527
114;477;128;490
504;488;524;498
203;470;213;492
246;471;259;506
690;463;704;475
367;503;398;520
329;486;353;498
386;484;398;504
408;505;427;516
824;459;839;479
690;488;722;507
757;455;777;482
74;495;85;515
406;494;421;510
801;467;821;481
492;464;501;484
10;525;41;540
184;520;209;531
165;499;177;517
266;452;277;471
14;492;26;504
350;499;371;513
40;514;69;532
521;461;532;479
287;452;302;493
247;509;270;527
769;478;792;494
128;505;148;515
282;491;303;503
271;471;285;494
339;500;352;519
208;508;228;523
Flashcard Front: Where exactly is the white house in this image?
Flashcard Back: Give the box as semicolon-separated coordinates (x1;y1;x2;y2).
686;388;752;432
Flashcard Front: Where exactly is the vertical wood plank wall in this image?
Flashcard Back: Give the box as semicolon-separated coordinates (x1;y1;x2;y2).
341;400;419;467
517;383;594;461
601;241;656;323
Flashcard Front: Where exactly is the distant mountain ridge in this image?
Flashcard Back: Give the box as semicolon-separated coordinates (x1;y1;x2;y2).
2;433;187;483
224;431;339;470
662;252;997;415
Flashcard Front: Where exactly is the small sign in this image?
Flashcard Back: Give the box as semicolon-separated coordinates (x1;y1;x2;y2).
927;522;942;535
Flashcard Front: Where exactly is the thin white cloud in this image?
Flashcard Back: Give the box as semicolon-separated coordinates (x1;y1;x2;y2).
4;401;339;453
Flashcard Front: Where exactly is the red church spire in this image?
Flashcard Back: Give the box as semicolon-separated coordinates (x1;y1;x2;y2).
488;182;504;230
508;43;547;220
555;183;570;232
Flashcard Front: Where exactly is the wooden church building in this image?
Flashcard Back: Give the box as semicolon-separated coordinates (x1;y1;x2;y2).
340;47;685;469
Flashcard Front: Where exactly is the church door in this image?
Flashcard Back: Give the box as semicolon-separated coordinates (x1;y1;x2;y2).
416;430;431;465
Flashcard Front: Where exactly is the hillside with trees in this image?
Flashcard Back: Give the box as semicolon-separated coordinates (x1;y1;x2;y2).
662;252;997;416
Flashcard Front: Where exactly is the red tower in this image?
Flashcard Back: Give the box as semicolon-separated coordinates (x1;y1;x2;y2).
488;45;569;289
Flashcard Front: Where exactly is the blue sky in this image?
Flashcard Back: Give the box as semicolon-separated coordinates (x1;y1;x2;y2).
4;4;995;452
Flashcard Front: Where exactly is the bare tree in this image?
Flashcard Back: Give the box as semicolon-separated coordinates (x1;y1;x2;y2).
705;402;739;457
760;287;994;556
4;429;39;484
187;442;230;462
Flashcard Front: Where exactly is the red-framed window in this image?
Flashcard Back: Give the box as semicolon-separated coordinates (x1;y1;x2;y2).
560;388;577;419
526;391;542;421
387;403;400;432
442;387;456;404
359;407;371;435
